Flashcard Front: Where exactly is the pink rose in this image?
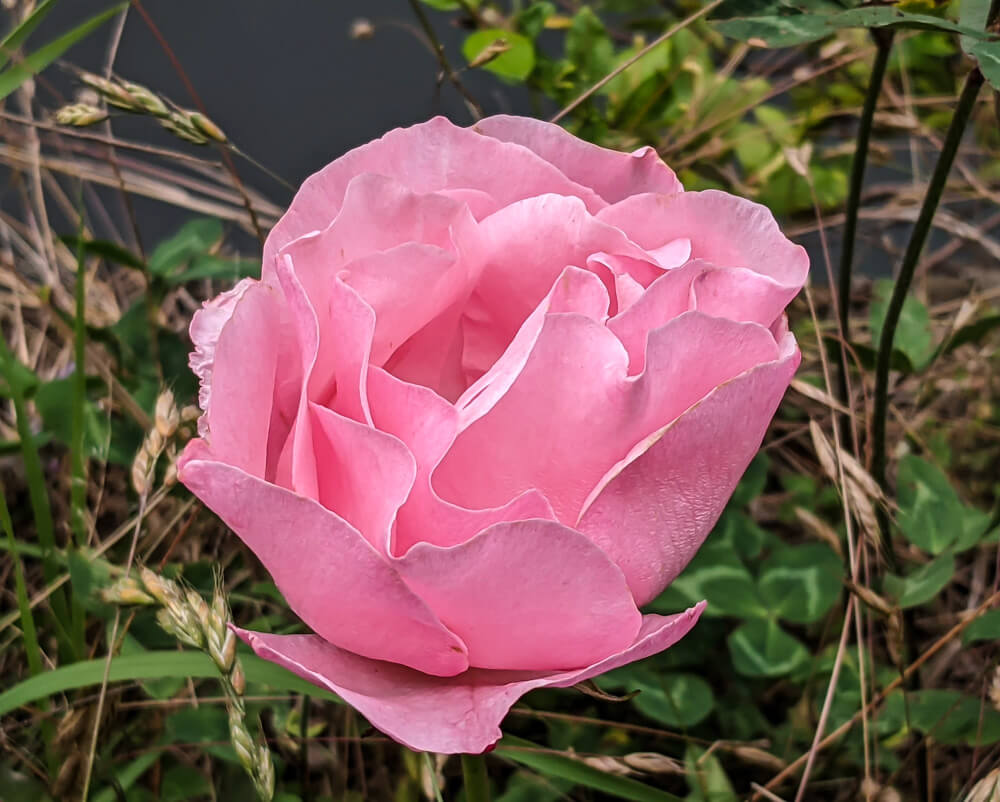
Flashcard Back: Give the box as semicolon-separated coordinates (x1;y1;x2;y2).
178;115;807;754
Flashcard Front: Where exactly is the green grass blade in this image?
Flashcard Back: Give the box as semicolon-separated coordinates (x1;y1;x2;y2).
0;0;56;71
0;650;340;716
69;206;88;548
496;735;686;802
0;4;125;101
0;485;42;676
90;750;162;802
0;336;70;634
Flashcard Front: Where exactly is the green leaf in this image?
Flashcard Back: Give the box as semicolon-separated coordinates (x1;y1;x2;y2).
942;314;1000;355
0;0;56;71
0;4;125;101
963;609;1000;644
0;764;54;802
420;0;462;9
0;649;339;717
970;41;1000;91
148;217;224;278
497;735;686;802
632;672;715;729
90;750;162;802
870;279;935;372
727;619;809;677
566;7;614;85
649;539;768;619
883;552;955;609
60;235;145;270
161;765;213;802
714;6;991;48
909;689;1000;745
34;375;110;461
462;29;536;81
758;543;843;624
684;745;737;802
896;455;988;554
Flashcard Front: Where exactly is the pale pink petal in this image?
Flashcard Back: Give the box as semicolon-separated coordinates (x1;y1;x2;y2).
309;403;415;553
473;115;683;203
234;603;704;754
691;266;798;329
596;190;809;292
199;281;281;477
261;116;607;283
394;519;641;670
188;278;254;426
438;304;779;526
366;367;554;553
177;457;469;676
461;195;647;379
578;332;801;606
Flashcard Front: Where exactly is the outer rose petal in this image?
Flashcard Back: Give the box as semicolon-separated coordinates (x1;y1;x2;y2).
393;519;641;670
233;602;705;754
578;332;801;606
189;277;254;424
177;453;469;676
596;190;809;295
200;281;280;477
261;116;607;283
473;115;682;203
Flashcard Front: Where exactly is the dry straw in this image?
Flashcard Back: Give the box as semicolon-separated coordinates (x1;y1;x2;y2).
103;568;275;801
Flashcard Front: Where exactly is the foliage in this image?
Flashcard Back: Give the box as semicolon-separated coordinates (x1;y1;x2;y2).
2;0;999;799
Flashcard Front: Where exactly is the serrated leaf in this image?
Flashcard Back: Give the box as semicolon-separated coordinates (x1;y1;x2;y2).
462;29;536;81
727;619;809;677
883;552;955;608
758;543;843;623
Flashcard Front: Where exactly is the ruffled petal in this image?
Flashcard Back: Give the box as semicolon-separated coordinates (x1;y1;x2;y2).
197;281;281;477
177;454;469;676
577;331;801;605
596;190;809;293
234;602;704;754
367;367;555;553
394;518;641;670
473;115;683;203
262;116;608;283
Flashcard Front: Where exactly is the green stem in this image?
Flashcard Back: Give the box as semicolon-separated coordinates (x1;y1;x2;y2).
836;29;893;446
461;753;491;802
871;66;984;500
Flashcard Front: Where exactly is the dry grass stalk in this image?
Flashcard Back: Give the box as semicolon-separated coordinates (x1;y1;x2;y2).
103;567;275;801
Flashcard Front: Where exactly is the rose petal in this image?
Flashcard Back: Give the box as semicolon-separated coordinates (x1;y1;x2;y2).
394;518;641;670
262;116;608;283
461;195;646;380
177;457;469;676
200;281;280;477
597;190;809;292
578;331;800;605
438;297;780;526
309;402;415;553
367;367;555;553
234;602;704;754
473;115;683;203
188;277;254;424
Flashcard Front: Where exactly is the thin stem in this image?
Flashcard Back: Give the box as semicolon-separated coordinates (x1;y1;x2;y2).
461;753;491;802
871;67;984;497
835;30;893;447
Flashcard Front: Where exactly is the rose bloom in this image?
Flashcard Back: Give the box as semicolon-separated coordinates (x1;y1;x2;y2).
178;115;807;754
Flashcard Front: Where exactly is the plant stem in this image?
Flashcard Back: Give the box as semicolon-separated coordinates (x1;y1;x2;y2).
835;29;893;447
461;753;491;802
871;66;984;498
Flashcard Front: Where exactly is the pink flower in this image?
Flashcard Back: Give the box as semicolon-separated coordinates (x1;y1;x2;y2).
178;115;807;754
